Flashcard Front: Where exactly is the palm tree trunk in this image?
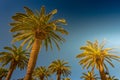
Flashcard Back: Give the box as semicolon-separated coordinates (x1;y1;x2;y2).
5;62;17;80
99;62;107;80
24;39;42;80
57;73;61;80
40;76;44;80
0;77;2;80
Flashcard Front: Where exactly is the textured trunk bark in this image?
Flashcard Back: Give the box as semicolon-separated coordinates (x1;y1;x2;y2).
57;73;61;80
99;62;107;80
0;77;2;80
40;76;44;80
5;62;17;80
24;39;42;80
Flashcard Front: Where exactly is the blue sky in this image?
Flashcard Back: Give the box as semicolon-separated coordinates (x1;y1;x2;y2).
1;0;120;80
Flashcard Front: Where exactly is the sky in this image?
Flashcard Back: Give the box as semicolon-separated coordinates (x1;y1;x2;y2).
1;0;120;80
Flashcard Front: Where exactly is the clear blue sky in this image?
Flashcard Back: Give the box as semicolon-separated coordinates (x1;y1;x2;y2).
1;0;120;80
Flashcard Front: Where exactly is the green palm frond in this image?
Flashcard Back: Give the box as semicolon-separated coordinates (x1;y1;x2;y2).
80;46;95;53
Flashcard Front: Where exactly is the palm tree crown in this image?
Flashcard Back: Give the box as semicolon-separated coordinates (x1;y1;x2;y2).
32;66;51;80
49;59;71;80
76;40;120;71
0;45;29;80
0;45;29;69
80;71;98;80
76;40;120;80
10;6;68;50
0;67;8;80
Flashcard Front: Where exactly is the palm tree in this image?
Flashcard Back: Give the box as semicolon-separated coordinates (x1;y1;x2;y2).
76;40;120;80
10;6;68;80
0;67;8;80
32;66;51;80
49;59;71;80
80;71;98;80
0;45;29;80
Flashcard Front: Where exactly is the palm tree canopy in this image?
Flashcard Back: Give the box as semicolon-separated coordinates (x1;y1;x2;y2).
80;71;98;80
0;67;8;78
76;40;120;70
10;6;68;50
32;66;51;80
0;45;29;70
49;59;71;77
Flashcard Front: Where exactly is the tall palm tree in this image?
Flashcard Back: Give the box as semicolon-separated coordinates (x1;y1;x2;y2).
32;66;51;80
76;40;120;80
0;45;29;80
49;59;71;80
10;6;68;80
80;71;98;80
0;67;8;80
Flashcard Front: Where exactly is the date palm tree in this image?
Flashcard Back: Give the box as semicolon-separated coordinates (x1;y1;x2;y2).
10;6;68;80
0;67;8;80
80;71;98;80
76;40;120;80
32;66;51;80
49;59;71;80
0;45;29;80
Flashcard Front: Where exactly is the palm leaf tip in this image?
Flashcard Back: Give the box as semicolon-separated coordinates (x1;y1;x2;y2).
41;5;45;9
59;19;67;24
10;28;15;32
76;54;80;58
40;6;46;15
9;23;14;26
51;9;57;15
24;6;29;10
24;6;34;15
